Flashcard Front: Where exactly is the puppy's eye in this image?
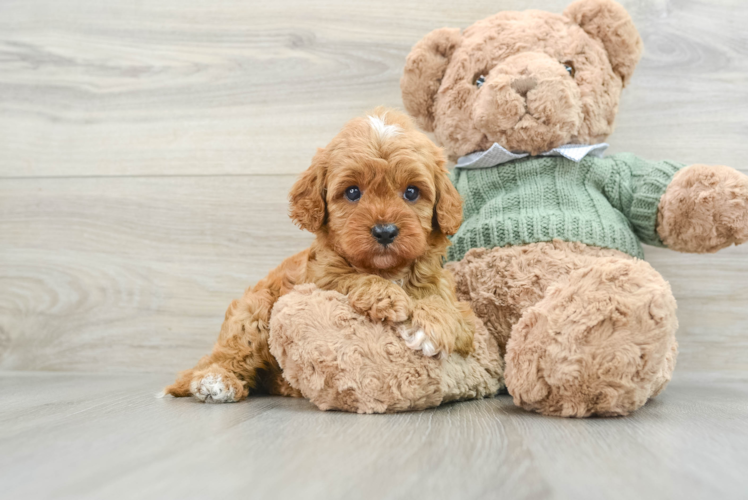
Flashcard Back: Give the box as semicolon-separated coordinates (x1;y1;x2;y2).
344;186;361;202
563;61;575;78
474;75;486;88
403;185;420;202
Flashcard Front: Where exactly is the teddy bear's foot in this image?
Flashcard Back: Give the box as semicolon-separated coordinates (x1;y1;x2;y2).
504;257;678;418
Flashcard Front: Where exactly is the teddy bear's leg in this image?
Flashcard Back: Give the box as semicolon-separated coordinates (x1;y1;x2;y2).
446;241;625;357
504;256;678;417
269;284;444;413
269;284;502;413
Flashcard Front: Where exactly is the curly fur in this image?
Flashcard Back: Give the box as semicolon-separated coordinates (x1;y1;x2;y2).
448;240;678;417
657;164;748;253
269;284;503;413
163;108;482;404
401;0;642;159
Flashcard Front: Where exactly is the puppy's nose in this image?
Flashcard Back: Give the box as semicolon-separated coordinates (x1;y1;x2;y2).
510;77;537;98
371;224;399;246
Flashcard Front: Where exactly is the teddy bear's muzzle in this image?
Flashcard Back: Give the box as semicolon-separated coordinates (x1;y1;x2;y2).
472;52;584;155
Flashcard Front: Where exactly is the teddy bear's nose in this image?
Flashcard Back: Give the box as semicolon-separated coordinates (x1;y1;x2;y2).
510;77;537;98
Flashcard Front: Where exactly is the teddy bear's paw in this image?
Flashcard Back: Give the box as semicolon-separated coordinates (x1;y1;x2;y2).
399;327;445;359
658;164;748;253
190;374;239;404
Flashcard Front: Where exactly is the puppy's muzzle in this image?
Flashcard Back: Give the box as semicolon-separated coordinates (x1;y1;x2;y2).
371;224;399;246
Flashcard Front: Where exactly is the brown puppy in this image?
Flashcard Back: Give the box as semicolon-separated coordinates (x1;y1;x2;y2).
163;108;475;403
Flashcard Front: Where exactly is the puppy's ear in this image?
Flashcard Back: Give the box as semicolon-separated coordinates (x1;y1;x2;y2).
401;27;462;132
433;164;462;236
564;0;642;86
289;148;328;233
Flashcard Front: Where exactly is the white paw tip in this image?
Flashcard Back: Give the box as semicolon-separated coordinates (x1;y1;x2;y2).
403;328;443;358
190;374;237;404
421;339;437;357
405;329;426;349
155;390;167;399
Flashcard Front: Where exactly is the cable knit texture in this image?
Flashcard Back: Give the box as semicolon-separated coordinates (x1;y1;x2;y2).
448;153;684;261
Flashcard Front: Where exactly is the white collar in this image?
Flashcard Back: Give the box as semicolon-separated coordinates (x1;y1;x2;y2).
455;143;609;169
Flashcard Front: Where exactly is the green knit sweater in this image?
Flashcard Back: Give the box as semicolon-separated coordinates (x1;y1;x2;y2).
448;153;685;262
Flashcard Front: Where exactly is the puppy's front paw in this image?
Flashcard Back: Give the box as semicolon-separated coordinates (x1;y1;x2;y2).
403;303;475;358
349;284;410;322
400;327;444;358
190;373;241;404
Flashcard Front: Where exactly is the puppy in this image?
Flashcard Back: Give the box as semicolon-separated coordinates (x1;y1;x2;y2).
163;108;476;403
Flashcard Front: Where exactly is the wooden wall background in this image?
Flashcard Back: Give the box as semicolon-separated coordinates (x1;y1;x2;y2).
1;0;746;374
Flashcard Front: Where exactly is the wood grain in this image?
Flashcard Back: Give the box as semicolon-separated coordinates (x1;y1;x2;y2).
0;176;312;371
2;0;747;177
1;0;748;373
0;371;746;500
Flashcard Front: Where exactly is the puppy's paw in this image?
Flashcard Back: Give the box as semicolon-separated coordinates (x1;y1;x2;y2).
404;303;475;358
400;327;445;358
349;283;410;322
190;373;241;404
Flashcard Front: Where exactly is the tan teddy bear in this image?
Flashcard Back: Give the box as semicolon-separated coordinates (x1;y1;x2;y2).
400;0;748;416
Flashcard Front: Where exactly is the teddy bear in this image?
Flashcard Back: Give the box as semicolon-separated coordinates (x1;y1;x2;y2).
398;0;748;416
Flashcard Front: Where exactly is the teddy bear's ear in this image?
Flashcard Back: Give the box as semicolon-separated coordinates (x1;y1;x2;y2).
289;147;328;233
564;0;643;86
400;28;462;132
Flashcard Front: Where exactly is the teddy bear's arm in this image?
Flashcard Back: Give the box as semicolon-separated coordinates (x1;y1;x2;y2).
656;164;748;253
602;154;748;253
601;153;685;248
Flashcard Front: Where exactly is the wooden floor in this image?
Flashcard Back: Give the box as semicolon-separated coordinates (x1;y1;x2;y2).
2;0;748;498
0;370;746;500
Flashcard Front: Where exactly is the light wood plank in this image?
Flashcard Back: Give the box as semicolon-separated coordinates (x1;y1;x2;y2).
0;371;746;500
1;0;747;177
0;176;312;372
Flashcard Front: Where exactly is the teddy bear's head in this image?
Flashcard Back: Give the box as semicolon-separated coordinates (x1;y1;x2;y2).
401;0;642;158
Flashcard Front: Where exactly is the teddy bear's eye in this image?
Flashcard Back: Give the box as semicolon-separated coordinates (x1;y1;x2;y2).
474;75;486;88
563;61;576;78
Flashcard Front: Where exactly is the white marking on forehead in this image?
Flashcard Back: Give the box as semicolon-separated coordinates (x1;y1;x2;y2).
368;114;401;140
